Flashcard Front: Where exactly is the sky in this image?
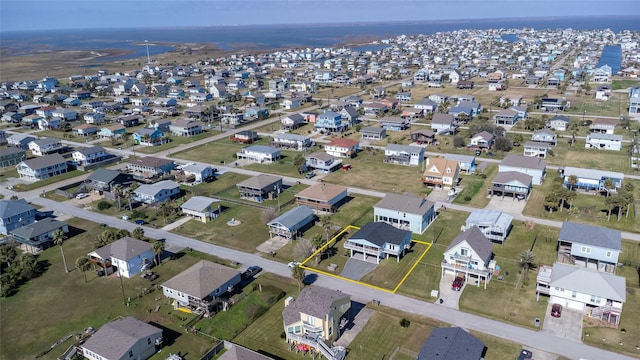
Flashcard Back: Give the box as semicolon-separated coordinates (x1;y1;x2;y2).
1;0;639;32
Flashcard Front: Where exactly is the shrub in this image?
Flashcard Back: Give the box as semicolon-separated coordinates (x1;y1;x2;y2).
96;201;111;211
399;318;411;328
464;195;472;202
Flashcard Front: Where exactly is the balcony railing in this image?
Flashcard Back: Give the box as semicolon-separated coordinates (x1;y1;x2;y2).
344;242;381;256
441;261;490;278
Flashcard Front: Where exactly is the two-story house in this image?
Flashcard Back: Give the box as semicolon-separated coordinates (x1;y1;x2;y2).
469;131;494;149
324;138;359;158
28;138;64;156
81;317;163;360
344;222;412;264
499;155;546;185
267;205;315;240
236;145;281;164
180;196;221;223
373;193;435;234
442;226;495;289
295;183;348;213
421;157;460;189
548;115;570;131
0;147;26;168
271;133;312;151
489;171;533;200
88;237;154;278
315;111;346;133
127;156;175;178
585;133;623;151
557;222;621;273
72;146;110;166
0;199;36;235
305;152;342;173
16;153;68;181
281;113;305;130
236;174;282;202
84;168;133;192
169;119;203;137
523;141;550;158
431;113;456;134
132;180;181;204
134;128;168;147
532;128;557;145
384;144;424;167
464;209;513;244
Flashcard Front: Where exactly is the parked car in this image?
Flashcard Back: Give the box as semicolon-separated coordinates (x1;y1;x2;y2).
134;219;145;225
304;172;315;179
288;261;301;268
242;266;262;279
451;276;465;291
76;193;89;199
141;271;158;281
551;303;562;318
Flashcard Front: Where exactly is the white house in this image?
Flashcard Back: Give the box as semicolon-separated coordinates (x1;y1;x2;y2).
585;133;623;151
271;133;311;151
28;138;64;156
236;145;281;164
324;138;359;158
16;154;68;181
72;146;110;165
133;180;181;204
464;209;513;244
431;113;456;134
180;196;221;223
181;164;215;183
373;193;435;234
499;155;546;185
441;226;496;289
384;144;424;166
88;237;155;278
523;141;550;158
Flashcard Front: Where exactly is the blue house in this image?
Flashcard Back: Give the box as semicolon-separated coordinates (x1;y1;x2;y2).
267;205;315;240
558;222;621;273
315;111;346;133
562;166;624;192
0;199;36;235
245;107;269;119
62;98;81;107
133;128;167;146
445;153;476;174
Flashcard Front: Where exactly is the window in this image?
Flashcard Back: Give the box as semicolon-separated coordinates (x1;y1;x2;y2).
129;350;133;358
606;251;612;258
572;291;577;298
590;295;601;303
459;248;469;256
581;246;591;254
148;338;151;345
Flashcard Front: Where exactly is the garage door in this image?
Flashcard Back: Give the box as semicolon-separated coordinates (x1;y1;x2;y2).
566;299;585;311
550;296;567;307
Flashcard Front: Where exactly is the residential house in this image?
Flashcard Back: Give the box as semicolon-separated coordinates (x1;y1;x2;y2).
417;327;485;360
590;118;617;134
267;205;315;240
81;317;163;360
595;85;612;100
325;138;359;158
344;222;411;264
532;128;557;145
489;171;533;199
169;119;203;137
0;147;25;168
73;124;99;137
10;218;68;252
236;145;281;164
402;108;424;120
133;128;168;146
540;97;567;112
562;166;624;192
28;138;64;156
384;144;424;167
37;116;62;130
431;113;456;134
16;153;67;181
132;180;180;204
0;199;36;235
464;209;513;244
414;98;437;113
499;155;546;185
629;86;640;118
593;65;612;83
429;94;449;104
181;164;215;183
380;117;410;131
305;152;342;173
281;113;305;130
373;193;435;234
97;124;126;139
585;133;623;151
236;174;283;202
83;112;105;124
363;102;387;116
421;157;460;188
7;134;35;149
218;343;274;360
181;196;221;223
88;237;154;278
444;153;476;174
229;130;258;144
271;133;312;151
118;114;141;127
127;156;175;178
161;260;241;307
281;98;302;110
548;115;570;131
84;168;133;192
149;119;172;132
410;129;436;145
557;222;621;273
295;183;348;213
469;131;494;149
441;226;495;289
72;146;110;165
523;141;550;158
539;263;626;325
340;107;359;125
493;108;519;125
361;126;387;141
315;111;346;133
283;286;351;353
51;108;77;121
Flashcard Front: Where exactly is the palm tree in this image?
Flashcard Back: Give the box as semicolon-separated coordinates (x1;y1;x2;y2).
603;178;614;197
132;227;145;240
320;215;333;243
112;184;123;210
158;202;168;224
520;250;536;282
0;245;18;269
75;257;91;282
567;175;578;191
311;234;324;265
152;240;164;266
544;192;559;213
291;266;306;290
53;229;69;273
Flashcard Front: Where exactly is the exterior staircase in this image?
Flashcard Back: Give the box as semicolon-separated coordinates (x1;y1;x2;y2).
286;333;346;360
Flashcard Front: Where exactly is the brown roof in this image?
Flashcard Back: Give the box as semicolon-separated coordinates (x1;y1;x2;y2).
237;174;282;189
592;118;618;126
295;183;347;202
327;138;359;148
423;157;458;177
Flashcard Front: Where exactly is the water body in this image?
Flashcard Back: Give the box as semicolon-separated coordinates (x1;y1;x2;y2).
597;45;622;74
1;16;638;63
501;34;518;43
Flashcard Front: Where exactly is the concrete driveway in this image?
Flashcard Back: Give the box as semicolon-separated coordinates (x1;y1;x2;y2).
542;302;583;341
438;273;464;310
484;195;527;214
340;258;377;281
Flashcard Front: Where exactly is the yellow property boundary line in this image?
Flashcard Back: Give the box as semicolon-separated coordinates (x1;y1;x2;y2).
299;225;432;294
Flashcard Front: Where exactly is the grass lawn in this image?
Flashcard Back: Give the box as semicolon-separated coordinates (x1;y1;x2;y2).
136;130;222;154
453;163;498;208
611;78;640;91
0;165;19;183
0;217;222;360
11;170;85;191
361;242;430;292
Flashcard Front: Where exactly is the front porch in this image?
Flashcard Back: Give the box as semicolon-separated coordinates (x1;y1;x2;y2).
343;242;403;264
440;260;492;289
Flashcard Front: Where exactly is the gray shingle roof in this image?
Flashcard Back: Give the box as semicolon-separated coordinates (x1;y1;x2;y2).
432;113;454;124
350;222;411;247
218;343;274;360
500;154;546;170
9;218;66;239
82;317;162;360
282;286;350;326
417;327;485;360
181;196;219;212
135;180;180;197
0;147;25;157
22;153;67;170
237;174;281;189
374;193;434;216
76;146;106;156
0;199;34;219
492;171;532;186
268;205;314;230
558;222;621;250
87;168;122;184
91;237;153;261
446;226;492;263
161;260;240;299
550;263;626;302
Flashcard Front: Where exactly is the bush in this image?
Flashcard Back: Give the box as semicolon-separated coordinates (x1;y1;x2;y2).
464;195;472;202
96;201;112;210
399;318;411;328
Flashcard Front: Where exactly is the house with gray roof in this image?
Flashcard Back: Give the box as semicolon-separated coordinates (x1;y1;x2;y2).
585;133;623;151
464;209;513;244
71;146;110;165
88;237;154;278
28;138;64;156
236;145;281;164
81;317;163;360
562;166;624;192
10;218;68;251
267;205;315;240
305;152;342;173
384;144;424;167
431;113;456;134
0;199;36;235
442;226;495;289
85;168;133;192
489;171;533;199
283;285;351;344
523;141;550;158
126;156;175;178
7;134;35;149
360;126;386;141
547;263;626;325
132;180;180;204
236;174;282;202
557;222;621;273
180;164;215;184
417;327;485;360
16;153;67;182
161;260;241;307
373;193;435;234
181;196;221;223
0;147;26;168
218;343;274;360
498;155;546;185
344;222;411;264
271;133;311;151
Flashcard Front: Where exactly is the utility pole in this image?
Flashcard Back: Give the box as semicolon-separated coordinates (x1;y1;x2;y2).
145;40;151;65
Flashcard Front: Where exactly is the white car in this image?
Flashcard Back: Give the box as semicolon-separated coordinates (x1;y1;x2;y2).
76;193;89;200
288;261;300;268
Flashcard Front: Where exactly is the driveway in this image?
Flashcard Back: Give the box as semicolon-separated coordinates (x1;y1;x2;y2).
484;195;527;214
334;302;373;347
340;258;377;281
542;302;583;342
438;273;464;310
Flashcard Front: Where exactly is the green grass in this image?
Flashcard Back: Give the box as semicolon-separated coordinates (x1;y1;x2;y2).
0;217;219;360
11;170;85;191
0;165;19;183
453;163;498;207
361;242;429;291
611;79;640;91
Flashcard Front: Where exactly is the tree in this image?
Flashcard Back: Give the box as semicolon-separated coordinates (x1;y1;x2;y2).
567;175;578;191
0;245;18;269
294;238;314;260
291;266;306;290
605;195;616;221
544;191;559;213
152;240;164;266
53;229;69;273
452;136;465;148
520;249;536;282
75;257;91;282
513;134;524;147
132;227;145;240
494;136;513;152
158;202;168;224
320;215;333;243
112;184;123;210
310;234;325;264
17;253;39;280
603;178;614;197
